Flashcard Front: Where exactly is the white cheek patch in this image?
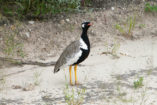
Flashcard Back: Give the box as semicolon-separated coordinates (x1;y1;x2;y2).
80;38;88;50
82;24;85;28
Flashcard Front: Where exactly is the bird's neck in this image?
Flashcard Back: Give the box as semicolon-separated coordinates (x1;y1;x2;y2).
82;29;88;35
80;29;90;48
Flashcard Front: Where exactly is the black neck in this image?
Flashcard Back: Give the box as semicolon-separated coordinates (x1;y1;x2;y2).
81;29;90;49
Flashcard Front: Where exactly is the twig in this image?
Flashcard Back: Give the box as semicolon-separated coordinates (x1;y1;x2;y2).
0;57;84;80
0;57;56;66
0;66;37;81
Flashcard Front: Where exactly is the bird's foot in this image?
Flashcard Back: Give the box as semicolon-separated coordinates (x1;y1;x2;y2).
75;82;80;86
69;82;80;86
69;82;74;86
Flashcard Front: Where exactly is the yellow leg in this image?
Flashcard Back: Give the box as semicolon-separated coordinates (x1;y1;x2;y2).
69;66;73;85
74;64;78;85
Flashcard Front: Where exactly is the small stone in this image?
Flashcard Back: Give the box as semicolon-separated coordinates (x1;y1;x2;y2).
111;7;115;10
91;30;94;33
12;85;22;89
60;20;65;25
29;29;32;32
25;32;30;38
74;21;77;24
28;21;34;24
22;83;35;91
66;18;70;22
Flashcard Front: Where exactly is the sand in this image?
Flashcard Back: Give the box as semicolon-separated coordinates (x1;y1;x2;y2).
0;35;157;105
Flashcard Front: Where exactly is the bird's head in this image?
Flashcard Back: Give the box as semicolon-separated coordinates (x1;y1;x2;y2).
81;22;91;30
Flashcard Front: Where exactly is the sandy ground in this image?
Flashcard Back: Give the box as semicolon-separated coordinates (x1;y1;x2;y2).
0;2;157;105
0;35;157;105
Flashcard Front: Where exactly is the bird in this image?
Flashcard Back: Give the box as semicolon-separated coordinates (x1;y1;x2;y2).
54;21;91;85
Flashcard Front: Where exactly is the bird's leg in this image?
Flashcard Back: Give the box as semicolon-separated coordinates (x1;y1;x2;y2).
69;66;73;85
74;64;78;85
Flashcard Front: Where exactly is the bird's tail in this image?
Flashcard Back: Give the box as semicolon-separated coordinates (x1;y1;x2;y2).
54;66;60;73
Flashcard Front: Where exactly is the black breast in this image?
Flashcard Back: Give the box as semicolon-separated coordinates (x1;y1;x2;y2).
73;48;90;65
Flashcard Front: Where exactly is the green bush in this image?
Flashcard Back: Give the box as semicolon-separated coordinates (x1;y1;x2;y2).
0;0;90;19
145;3;157;12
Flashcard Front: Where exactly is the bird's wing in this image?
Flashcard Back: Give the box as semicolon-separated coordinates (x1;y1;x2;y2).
54;40;80;73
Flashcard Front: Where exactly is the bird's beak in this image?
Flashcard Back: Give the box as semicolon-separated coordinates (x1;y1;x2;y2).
88;23;92;26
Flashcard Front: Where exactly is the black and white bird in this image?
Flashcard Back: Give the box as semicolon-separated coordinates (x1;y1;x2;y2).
54;22;91;85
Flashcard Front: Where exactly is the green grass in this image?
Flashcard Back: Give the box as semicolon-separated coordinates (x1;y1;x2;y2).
0;71;6;91
3;33;25;58
115;16;136;38
133;77;144;89
115;24;125;34
115;80;133;103
111;42;120;58
145;3;157;13
138;24;145;29
2;23;25;58
64;84;86;105
33;71;41;86
0;78;6;91
128;16;136;35
147;69;152;75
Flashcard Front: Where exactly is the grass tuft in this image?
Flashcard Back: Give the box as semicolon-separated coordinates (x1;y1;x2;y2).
0;71;6;91
133;77;144;89
115;15;136;39
64;84;86;105
1;23;25;58
33;71;41;86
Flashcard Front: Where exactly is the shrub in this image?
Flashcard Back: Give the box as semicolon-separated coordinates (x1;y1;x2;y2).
0;0;91;19
145;3;157;13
